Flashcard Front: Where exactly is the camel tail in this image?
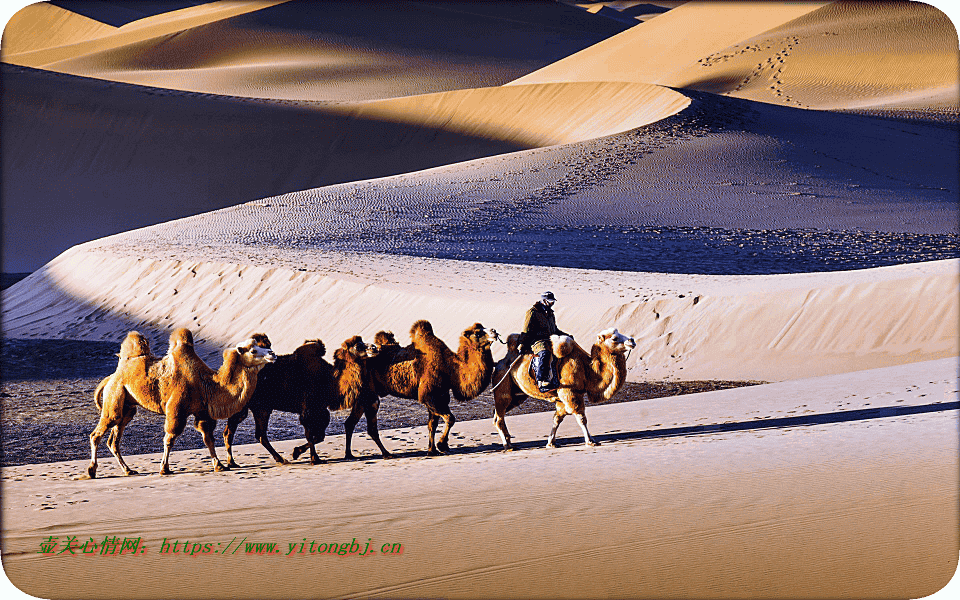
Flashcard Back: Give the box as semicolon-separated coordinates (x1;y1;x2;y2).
94;377;109;410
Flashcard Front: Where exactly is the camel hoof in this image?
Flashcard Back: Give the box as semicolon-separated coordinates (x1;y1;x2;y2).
85;466;97;479
275;458;289;466
214;462;229;472
436;441;450;453
227;460;241;469
291;447;304;460
427;448;442;456
587;441;601;447
123;469;139;476
545;442;557;449
380;451;394;459
310;457;325;465
501;447;514;453
159;468;173;476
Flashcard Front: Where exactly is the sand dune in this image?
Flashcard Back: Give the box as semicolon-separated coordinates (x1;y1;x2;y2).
2;1;959;598
0;2;116;55
2;65;688;272
5;0;631;101
515;0;959;110
4;245;955;382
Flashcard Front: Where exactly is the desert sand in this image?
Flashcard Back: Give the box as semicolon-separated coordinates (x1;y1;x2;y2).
1;0;958;599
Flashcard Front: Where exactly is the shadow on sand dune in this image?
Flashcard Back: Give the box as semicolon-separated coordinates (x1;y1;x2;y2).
1;65;527;272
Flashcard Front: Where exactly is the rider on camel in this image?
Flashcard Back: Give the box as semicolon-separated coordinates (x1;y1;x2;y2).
517;291;569;393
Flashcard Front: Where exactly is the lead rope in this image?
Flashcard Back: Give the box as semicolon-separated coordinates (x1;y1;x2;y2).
490;354;524;391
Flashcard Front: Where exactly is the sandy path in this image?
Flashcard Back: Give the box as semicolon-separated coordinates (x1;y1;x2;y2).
2;358;956;599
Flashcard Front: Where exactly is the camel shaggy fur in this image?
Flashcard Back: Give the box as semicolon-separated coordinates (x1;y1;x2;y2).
223;339;336;467
85;328;276;478
369;320;499;455
290;335;391;461
491;328;635;450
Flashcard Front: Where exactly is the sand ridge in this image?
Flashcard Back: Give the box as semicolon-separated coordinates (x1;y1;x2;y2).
1;1;959;598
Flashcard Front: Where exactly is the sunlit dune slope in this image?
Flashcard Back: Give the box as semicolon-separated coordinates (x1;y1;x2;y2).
0;2;116;55
2;1;288;63
514;0;959;111
4;0;634;101
511;1;828;88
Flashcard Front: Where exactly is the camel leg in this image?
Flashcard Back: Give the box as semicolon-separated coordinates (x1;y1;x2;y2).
86;412;121;479
160;413;188;475
436;410;456;454
223;407;249;469
492;377;520;451
492;405;512;451
293;409;328;464
575;411;599;447
107;404;139;476
85;382;125;479
253;409;287;465
546;407;566;448
343;403;363;460
194;414;228;472
364;399;392;458
426;412;441;456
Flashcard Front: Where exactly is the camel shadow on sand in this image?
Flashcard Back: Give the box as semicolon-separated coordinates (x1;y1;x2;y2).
432;400;960;456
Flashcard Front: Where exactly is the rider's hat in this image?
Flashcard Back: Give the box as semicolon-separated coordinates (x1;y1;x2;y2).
541;291;556;302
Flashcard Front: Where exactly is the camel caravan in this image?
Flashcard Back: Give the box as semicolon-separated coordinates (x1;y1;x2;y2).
85;296;636;477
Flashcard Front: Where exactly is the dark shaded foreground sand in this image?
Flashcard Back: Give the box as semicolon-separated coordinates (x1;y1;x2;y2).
1;358;956;599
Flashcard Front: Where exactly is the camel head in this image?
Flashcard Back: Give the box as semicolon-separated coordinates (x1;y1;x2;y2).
340;335;379;360
235;333;277;368
596;328;636;355
118;331;152;359
460;323;500;350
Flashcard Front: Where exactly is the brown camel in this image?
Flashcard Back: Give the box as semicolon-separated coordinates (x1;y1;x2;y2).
369;320;499;455
85;328;276;478
491;328;636;450
223;339;336;467
289;335;391;461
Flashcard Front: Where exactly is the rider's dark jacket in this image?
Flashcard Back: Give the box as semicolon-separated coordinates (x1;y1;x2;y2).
518;301;567;354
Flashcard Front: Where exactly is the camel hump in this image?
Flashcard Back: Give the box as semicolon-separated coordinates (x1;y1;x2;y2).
119;331;152;360
374;330;399;348
551;334;575;358
505;333;521;354
169;327;195;349
302;339;326;357
410;319;434;340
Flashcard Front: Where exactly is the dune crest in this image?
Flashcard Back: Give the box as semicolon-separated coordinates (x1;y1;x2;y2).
514;0;958;111
3;0;291;68
1;3;116;56
510;1;829;88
